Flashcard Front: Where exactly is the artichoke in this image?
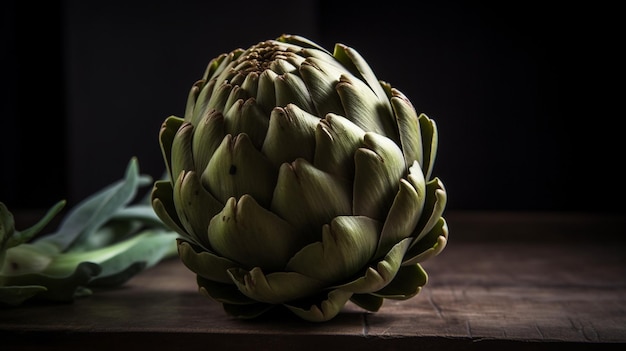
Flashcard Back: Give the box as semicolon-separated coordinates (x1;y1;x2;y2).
151;34;448;322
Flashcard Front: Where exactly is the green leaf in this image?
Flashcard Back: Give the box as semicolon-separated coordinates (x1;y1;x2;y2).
223;85;247;114
1;200;66;250
177;239;239;284
269;57;298;75
173;170;223;248
228;267;325;304
286;216;380;283
313;113;365;180
1;242;59;276
261;104;319;168
206;79;235;114
372;263;427;299
197;274;255;304
256;70;278;114
271;158;352;240
391;90;423;170
184;79;205;122
1;157;182;307
159;115;185;181
403;217;449;266
375;161;426;258
202;133;277;208
418;114;438;180
38;157;146;251
278;34;330;53
353;133;405;221
151;180;189;239
91;230;178;280
191;108;225;176
109;204;165;228
207;195;304;272
332;43;388;104
298;56;346;117
170;122;196;188
42;230;177;278
285;289;353;322
334;238;411;294
274;72;315;114
223;97;268;149
0;261;100;303
411;177;447;244
336;75;395;138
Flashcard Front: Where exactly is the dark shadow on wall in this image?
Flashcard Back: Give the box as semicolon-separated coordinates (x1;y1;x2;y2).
1;0;67;210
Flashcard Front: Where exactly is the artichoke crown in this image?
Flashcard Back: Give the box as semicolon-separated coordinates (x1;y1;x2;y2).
152;34;448;322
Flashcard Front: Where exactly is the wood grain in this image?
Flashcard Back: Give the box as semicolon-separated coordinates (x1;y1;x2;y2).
2;211;625;350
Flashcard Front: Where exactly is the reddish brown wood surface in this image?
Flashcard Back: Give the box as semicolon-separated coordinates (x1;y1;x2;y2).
2;211;625;350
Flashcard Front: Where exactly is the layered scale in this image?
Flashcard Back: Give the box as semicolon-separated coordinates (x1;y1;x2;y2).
151;34;448;322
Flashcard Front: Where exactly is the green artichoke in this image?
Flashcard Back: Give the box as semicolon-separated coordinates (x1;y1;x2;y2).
151;34;448;322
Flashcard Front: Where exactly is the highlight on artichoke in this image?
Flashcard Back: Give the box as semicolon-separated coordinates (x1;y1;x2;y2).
0;157;179;306
151;34;448;322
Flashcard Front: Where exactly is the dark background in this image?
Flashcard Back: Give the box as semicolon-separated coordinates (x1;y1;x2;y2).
2;0;624;214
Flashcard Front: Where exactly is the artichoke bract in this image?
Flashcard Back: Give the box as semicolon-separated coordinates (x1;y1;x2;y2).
151;34;448;322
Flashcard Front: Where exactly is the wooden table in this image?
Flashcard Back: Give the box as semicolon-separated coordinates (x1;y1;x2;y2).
2;211;625;350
